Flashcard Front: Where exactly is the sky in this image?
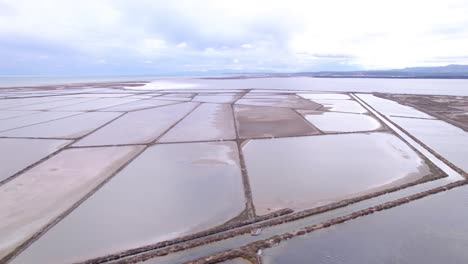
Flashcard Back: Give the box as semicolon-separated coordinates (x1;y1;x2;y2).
1;0;468;75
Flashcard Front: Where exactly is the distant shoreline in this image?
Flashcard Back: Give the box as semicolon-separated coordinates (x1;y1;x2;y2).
2;74;468;89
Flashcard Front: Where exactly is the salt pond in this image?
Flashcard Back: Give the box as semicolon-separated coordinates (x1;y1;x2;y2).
0;138;70;182
263;185;468;264
160;103;236;142
74;102;198;146
0;112;121;139
391;117;468;172
0;146;142;259
304;112;382;133
234;105;319;138
11;142;245;264
243;132;432;215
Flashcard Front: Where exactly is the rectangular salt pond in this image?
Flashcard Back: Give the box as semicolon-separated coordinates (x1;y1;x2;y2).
311;99;368;114
160;103;236;142
298;93;351;100
357;94;436;119
98;99;178;112
11;142;246;264
304;112;382;133
0;138;70;182
6;98;98;111
262;185;468;264
236;95;321;110
0;111;81;132
0;97;72;110
234;105;320;139
0;112;122;139
192;94;239;103
390;117;468;172
243;132;433;215
51;98;140;111
53;93;136;98
0;146;142;259
357;94;468;172
0;110;38;120
153;95;192;102
74;102;198;146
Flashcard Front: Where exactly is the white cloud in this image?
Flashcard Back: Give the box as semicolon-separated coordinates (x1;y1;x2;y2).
0;0;467;74
176;42;188;48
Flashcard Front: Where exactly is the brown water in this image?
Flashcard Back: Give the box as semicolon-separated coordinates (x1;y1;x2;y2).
234;105;319;139
236;94;321;110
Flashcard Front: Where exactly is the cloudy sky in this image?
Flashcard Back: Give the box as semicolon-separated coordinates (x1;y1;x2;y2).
1;0;467;75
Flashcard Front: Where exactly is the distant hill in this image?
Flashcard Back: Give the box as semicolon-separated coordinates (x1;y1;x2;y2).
298;65;468;78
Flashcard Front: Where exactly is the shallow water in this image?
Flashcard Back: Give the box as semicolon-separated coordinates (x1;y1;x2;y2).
0;112;122;139
123;95;155;99
0;146;142;259
298;93;351;100
221;258;252;264
160;103;236;142
0;97;72;110
304;112;382;133
390;117;468;172
243;132;431;215
234;105;319;139
0;138;70;182
236;95;321;110
192;94;239;103
98;99;178;111
11;142;245;264
55;93;136;98
6;98;98;111
312;99;368;114
0;111;81;132
0;110;38;120
263;185;468;264
153;95;192;101
74;102;198;146
357;94;436;118
51;98;140;111
357;94;468;173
